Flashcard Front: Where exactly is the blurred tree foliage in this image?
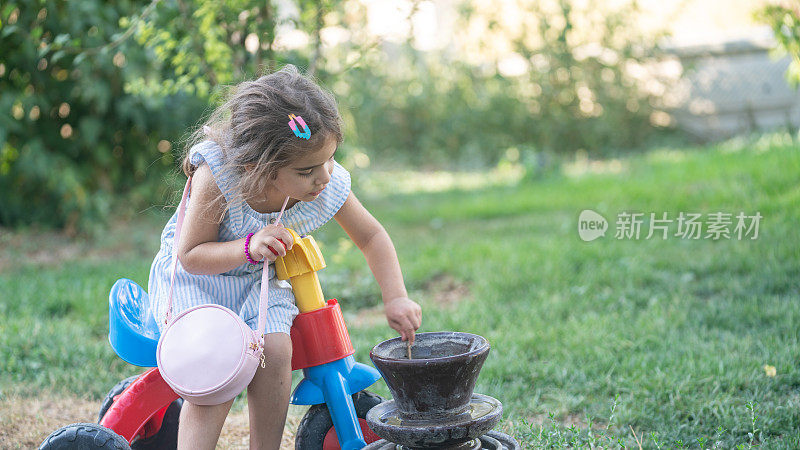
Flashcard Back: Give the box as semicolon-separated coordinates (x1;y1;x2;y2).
756;2;800;88
339;0;666;167
1;0;668;231
0;0;205;232
0;0;353;231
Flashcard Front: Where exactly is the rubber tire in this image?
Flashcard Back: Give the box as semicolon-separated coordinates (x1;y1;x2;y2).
39;423;131;449
98;376;140;423
97;375;183;450
295;390;385;450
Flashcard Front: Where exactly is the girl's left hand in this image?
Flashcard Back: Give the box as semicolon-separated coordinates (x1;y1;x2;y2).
384;297;422;344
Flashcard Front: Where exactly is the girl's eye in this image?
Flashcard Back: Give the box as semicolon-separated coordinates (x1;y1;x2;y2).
299;170;313;177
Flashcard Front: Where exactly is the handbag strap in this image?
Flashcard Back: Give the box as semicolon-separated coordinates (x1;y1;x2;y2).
165;177;290;345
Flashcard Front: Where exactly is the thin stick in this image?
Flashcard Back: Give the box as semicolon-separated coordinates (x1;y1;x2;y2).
407;340;413;359
629;425;643;450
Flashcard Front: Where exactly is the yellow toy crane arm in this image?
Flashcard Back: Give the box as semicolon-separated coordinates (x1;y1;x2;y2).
274;229;327;313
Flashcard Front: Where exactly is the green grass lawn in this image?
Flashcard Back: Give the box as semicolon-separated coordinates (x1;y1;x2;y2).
1;132;799;448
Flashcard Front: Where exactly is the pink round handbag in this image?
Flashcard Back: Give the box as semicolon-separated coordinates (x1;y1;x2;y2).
156;178;289;405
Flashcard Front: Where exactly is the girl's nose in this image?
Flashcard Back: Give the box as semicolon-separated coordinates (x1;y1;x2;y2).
316;166;332;185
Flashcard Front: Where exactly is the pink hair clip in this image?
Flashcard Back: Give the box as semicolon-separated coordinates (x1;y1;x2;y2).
288;114;311;140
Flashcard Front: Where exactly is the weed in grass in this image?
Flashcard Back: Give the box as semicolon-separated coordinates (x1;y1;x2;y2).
746;401;762;448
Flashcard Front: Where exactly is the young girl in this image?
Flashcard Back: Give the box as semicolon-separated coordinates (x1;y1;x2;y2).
147;65;422;449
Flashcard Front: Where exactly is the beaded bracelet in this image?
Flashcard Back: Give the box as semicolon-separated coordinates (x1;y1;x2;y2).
244;232;260;264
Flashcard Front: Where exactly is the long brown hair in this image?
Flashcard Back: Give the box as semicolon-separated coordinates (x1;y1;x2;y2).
181;64;343;207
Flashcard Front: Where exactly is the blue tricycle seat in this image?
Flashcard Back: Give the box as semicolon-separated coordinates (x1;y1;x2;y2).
108;278;161;367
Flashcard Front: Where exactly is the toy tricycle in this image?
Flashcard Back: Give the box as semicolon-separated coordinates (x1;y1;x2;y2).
40;229;384;450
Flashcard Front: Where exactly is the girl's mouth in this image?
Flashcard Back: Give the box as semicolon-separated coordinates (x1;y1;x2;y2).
309;187;325;196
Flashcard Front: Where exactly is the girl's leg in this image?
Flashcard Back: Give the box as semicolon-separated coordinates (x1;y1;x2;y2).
177;397;235;450
247;332;293;450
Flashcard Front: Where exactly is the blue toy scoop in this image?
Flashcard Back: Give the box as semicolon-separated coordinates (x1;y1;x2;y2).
108;278;161;367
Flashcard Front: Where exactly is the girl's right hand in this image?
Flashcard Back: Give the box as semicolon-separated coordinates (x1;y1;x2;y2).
247;225;294;262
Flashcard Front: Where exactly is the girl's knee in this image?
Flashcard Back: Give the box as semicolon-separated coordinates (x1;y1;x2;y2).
177;398;234;450
261;332;292;369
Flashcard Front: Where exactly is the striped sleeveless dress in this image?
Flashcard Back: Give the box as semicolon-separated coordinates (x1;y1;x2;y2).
147;140;351;335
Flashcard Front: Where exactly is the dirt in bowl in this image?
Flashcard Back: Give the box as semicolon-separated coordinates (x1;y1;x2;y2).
374;332;487;361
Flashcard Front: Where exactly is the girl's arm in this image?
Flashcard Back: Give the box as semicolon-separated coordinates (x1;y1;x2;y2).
176;164;293;275
334;192;422;343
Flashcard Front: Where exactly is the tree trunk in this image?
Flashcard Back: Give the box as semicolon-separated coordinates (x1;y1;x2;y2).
308;0;324;77
258;0;276;73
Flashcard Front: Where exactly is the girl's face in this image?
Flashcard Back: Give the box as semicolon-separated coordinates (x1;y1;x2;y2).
271;136;337;202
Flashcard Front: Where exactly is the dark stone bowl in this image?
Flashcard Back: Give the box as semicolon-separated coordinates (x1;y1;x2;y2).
370;331;490;420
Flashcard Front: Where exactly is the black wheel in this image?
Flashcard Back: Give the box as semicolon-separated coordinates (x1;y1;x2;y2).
39;423;131;449
127;400;182;450
98;376;140;423
98;375;183;450
295;390;385;450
